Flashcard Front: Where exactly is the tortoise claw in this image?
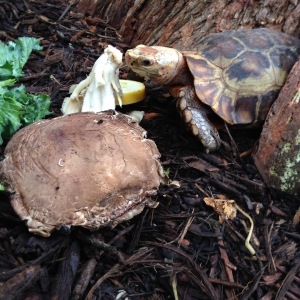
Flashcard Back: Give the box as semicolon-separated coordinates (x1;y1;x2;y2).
176;86;221;151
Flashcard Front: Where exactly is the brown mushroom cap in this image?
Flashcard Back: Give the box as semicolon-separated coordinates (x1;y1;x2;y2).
0;112;166;237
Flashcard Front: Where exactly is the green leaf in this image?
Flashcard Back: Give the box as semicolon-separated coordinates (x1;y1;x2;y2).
0;37;51;145
0;183;5;191
17;87;52;125
0;78;16;87
0;85;51;143
0;37;42;80
0;87;24;144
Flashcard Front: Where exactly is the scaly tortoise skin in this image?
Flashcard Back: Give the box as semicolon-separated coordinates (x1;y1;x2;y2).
125;28;300;151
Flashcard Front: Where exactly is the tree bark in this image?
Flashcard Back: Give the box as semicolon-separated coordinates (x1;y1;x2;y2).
94;0;300;48
253;59;300;196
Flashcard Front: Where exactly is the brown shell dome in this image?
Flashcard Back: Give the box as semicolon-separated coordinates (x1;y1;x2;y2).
184;28;300;125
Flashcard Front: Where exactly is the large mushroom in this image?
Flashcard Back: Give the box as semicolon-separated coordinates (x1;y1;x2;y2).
0;111;167;237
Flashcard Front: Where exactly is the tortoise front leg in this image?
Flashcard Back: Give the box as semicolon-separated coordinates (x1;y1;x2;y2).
173;86;221;152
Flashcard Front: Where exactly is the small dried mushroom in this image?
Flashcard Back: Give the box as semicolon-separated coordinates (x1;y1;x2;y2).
61;45;123;114
0;111;167;237
61;45;146;116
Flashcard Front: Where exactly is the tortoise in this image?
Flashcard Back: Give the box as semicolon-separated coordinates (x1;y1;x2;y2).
125;28;300;151
0;111;167;237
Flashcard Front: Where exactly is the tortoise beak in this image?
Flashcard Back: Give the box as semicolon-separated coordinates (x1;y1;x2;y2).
125;49;138;67
125;48;153;79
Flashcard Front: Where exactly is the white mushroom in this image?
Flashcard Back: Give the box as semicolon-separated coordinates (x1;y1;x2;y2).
61;45;123;115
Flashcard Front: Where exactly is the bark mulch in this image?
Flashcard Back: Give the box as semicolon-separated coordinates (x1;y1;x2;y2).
0;1;300;299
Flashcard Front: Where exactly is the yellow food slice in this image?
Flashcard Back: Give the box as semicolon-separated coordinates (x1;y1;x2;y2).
116;80;146;105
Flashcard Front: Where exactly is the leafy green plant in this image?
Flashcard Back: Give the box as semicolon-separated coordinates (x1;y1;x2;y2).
0;37;51;144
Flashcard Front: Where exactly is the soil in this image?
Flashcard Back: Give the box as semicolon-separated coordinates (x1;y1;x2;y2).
0;1;300;300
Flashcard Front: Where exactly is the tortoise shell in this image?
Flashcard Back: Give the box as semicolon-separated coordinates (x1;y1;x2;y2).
184;28;300;125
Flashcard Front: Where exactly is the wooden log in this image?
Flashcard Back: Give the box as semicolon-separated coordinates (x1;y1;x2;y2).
92;0;300;48
71;258;97;300
50;241;80;300
0;265;41;300
253;59;300;195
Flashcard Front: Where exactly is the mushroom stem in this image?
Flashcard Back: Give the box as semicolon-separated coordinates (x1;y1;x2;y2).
62;45;123;115
81;45;123;112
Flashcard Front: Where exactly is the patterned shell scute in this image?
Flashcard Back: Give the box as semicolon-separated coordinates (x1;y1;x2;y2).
185;28;300;125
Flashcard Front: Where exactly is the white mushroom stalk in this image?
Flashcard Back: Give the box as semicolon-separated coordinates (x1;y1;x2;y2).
61;45;123;115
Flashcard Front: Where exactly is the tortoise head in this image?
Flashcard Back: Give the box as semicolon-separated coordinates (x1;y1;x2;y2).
125;45;185;84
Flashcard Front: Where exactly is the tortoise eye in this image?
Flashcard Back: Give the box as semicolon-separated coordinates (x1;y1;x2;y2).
141;59;152;67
